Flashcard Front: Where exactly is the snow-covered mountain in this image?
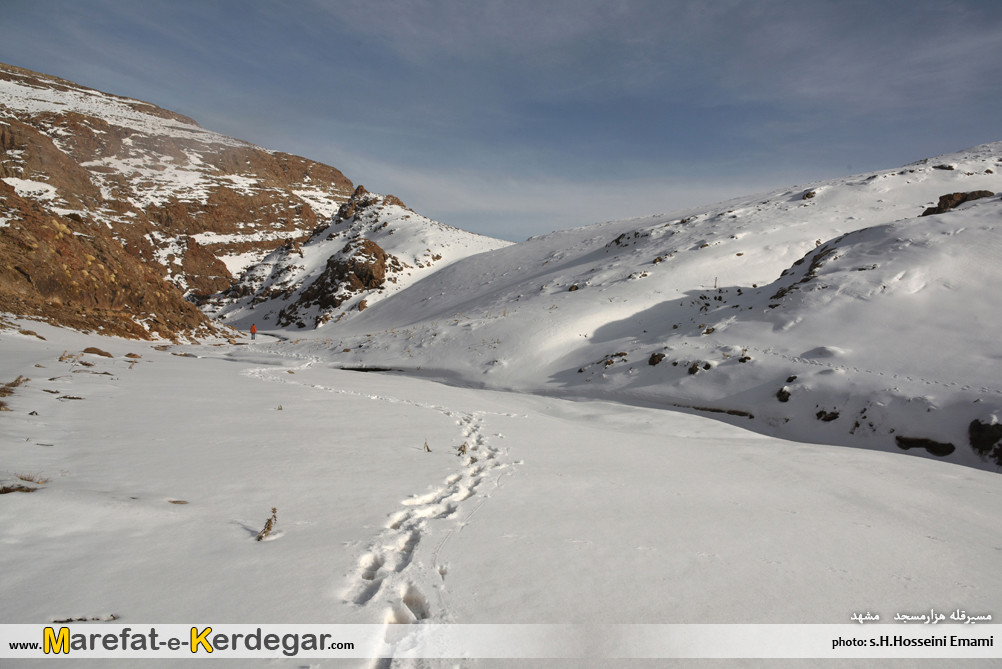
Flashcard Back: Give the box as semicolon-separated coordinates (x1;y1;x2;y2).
254;142;1002;471
204;185;512;329
0;61;356;339
0;60;354;287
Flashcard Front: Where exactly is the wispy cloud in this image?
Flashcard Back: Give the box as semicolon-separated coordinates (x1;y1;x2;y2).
322;147;803;241
1;0;999;240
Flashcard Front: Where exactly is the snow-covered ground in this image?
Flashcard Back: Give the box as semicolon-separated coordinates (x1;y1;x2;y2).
252;142;1002;471
2;320;1000;668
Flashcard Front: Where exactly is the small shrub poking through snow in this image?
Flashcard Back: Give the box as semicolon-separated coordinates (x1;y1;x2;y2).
0;485;36;494
256;508;278;541
16;471;50;484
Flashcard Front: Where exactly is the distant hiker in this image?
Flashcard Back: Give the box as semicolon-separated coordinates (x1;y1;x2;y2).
250;324;257;341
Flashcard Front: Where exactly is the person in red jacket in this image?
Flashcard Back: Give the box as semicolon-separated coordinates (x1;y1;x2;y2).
250;324;257;341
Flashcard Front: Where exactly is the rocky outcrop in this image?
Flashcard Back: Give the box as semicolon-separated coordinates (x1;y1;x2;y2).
895;436;956;457
969;420;1002;466
276;238;404;327
205;181;511;331
921;191;995;216
312;185;410;239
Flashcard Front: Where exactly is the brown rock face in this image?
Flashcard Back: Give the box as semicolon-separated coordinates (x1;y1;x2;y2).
921;191;995;216
0;181;220;340
0;60;356;337
179;236;232;297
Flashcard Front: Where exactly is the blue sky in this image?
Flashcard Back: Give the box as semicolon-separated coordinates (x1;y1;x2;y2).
2;0;1001;241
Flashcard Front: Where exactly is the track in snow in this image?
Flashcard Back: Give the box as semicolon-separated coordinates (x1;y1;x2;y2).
240;358;517;633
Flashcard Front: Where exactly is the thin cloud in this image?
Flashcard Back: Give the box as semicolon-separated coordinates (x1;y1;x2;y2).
1;0;999;241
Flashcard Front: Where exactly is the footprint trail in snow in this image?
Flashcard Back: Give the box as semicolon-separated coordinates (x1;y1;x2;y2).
239;357;517;629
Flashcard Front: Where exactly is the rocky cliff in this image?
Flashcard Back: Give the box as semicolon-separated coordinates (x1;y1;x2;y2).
0;61;354;338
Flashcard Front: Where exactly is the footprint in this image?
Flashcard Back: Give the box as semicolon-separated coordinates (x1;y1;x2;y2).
401;584;430;620
386;511;410;529
360;553;385;580
385;602;417;625
415;502;457;519
449;486;474;502
401;488;450;506
395;531;420;570
351;578;384;605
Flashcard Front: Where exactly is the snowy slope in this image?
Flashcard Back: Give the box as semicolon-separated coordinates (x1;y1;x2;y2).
205;187;512;329
2;320;1000;669
258;142;1002;471
0;68;247;148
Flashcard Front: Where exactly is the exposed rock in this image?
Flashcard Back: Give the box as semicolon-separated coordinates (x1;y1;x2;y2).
921;191;995;216
277;238;392;327
324;186;409;234
895;436;956;457
83;347;113;358
816;410;840;422
968;420;1002;465
568;284;579;292
0;181;220;339
776;387;791;402
180;236;232;298
676;404;754;419
0;60;354;336
648;353;665;366
770;242;840;301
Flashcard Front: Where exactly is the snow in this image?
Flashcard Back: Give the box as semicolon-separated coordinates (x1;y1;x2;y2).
0;65;351;278
217;250;272;277
3;77;1002;660
0;78;250;148
293;188;345;219
208;194;513;328
2;177;58;201
242;142;1002;471
1;319;1000;668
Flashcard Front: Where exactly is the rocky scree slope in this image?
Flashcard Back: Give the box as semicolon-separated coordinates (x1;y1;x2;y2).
300;142;1002;471
0;61;353;337
0;179;219;339
204;185;512;329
